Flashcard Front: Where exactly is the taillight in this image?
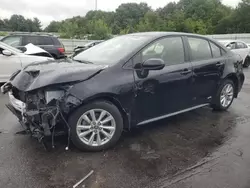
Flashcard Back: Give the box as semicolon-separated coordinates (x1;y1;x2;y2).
58;48;65;54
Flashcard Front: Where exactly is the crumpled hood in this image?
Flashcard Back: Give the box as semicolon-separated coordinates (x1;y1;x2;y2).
10;59;108;91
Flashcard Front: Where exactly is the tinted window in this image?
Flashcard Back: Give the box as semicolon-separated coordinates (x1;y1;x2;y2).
23;36;53;45
51;37;62;46
23;36;39;45
142;37;185;65
237;42;247;49
188;37;212;61
210;42;222;58
38;36;53;45
2;36;22;47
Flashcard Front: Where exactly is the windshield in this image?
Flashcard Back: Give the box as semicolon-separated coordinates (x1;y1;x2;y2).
73;35;150;65
0;41;22;53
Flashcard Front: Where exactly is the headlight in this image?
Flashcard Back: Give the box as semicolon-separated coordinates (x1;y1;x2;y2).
45;90;65;104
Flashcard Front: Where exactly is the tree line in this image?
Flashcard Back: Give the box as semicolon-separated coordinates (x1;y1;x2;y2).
1;0;250;39
0;15;42;32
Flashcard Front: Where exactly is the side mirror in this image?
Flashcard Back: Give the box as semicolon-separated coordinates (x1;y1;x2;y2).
142;58;165;70
2;50;12;56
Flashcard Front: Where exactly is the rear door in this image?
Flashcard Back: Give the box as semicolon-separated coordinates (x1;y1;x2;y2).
133;36;194;124
186;37;225;105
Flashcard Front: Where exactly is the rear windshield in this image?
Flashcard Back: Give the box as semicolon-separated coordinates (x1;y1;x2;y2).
52;37;63;46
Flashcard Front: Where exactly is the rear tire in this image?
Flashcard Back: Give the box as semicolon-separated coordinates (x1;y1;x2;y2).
211;79;235;111
243;56;250;68
69;101;123;151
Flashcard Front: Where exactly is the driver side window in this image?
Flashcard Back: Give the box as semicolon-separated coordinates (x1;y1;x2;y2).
2;36;22;47
141;37;185;65
227;42;236;49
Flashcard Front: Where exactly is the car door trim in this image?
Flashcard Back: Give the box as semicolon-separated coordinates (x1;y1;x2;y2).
137;103;209;126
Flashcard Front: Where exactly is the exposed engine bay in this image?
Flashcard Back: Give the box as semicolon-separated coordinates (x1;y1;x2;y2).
2;82;81;150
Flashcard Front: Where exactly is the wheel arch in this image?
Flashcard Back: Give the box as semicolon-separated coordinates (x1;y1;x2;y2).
224;73;239;97
68;93;130;129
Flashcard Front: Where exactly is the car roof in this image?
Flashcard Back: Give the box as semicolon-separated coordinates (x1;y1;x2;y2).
7;33;56;37
128;31;207;39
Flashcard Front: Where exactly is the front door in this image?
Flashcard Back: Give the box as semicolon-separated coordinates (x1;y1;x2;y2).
132;36;194;125
186;37;225;104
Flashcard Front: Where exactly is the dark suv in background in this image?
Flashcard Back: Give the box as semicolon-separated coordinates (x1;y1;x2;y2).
0;33;65;59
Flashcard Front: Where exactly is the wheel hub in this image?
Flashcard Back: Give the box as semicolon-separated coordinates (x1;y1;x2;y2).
76;109;116;147
220;83;234;108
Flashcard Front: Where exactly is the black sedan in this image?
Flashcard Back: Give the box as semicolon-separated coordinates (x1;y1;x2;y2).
1;32;245;151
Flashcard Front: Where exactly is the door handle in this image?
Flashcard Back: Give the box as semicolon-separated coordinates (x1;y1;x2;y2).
216;62;224;67
180;69;192;75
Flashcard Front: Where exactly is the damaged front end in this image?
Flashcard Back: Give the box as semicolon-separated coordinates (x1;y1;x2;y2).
2;82;81;150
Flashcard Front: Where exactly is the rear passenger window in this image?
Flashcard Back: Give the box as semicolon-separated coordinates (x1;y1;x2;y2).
188;37;212;61
38;37;53;45
23;36;53;45
23;36;39;45
210;42;222;58
237;42;247;49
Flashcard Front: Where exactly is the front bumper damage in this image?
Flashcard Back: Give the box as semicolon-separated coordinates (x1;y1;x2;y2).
1;82;81;150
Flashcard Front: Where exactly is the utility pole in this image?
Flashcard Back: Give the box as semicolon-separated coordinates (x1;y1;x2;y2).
95;0;97;10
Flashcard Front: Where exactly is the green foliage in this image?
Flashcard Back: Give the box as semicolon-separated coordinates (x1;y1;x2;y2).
1;0;250;39
87;19;112;40
0;15;42;32
0;31;8;36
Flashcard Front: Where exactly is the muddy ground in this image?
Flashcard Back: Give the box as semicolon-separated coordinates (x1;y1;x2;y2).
0;68;249;188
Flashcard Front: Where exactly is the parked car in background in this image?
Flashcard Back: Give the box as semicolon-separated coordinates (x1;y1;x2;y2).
1;32;245;151
0;33;65;59
0;41;53;82
219;40;250;67
72;41;103;57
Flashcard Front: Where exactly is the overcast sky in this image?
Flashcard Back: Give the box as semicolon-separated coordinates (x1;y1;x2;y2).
0;0;241;27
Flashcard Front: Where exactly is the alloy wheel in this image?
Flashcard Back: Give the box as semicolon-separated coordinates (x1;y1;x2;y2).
220;83;234;108
76;109;116;146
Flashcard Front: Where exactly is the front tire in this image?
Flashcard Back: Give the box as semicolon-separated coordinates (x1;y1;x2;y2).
69;101;123;151
212;79;235;111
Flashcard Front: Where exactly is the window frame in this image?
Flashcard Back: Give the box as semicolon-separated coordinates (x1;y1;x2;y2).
209;41;224;58
131;35;188;68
